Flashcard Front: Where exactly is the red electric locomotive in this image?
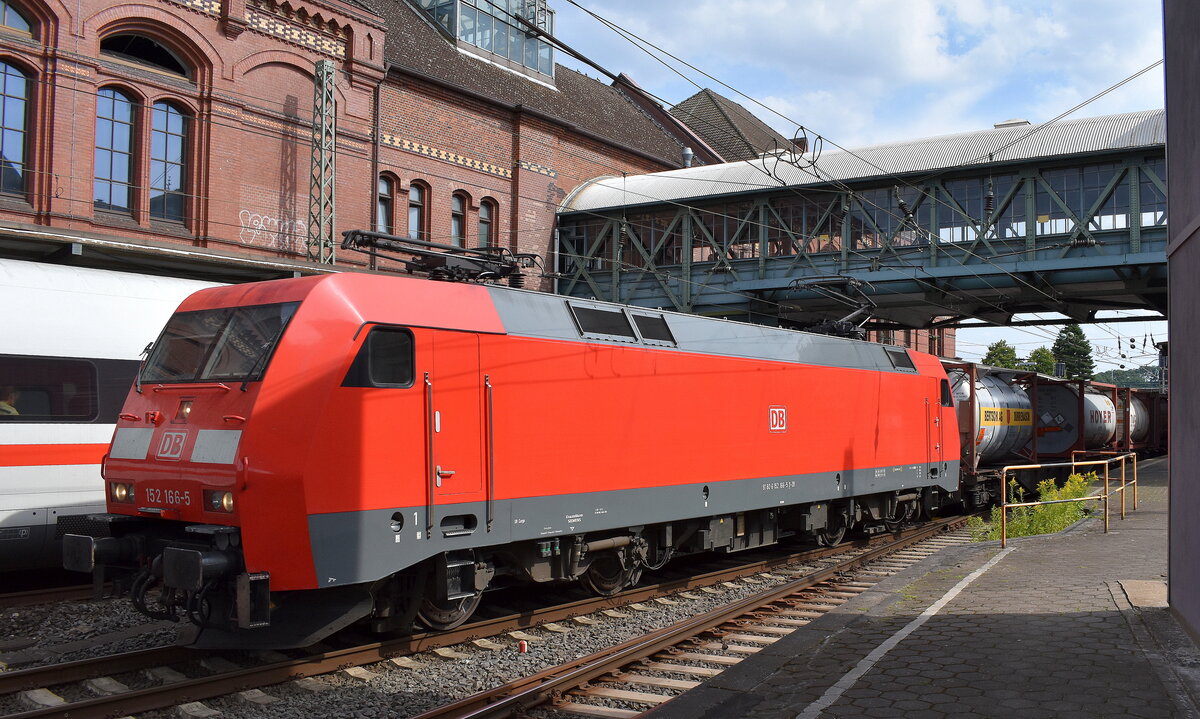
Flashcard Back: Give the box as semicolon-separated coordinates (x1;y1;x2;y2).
66;236;960;648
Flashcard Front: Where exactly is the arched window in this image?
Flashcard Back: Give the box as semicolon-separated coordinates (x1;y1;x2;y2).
376;175;394;234
0;0;31;34
408;181;427;241
101;34;189;78
0;62;28;195
94;88;135;212
451;192;467;247
150;102;188;222
478;198;496;247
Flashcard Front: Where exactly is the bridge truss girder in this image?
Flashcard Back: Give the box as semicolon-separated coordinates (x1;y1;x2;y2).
556;150;1167;328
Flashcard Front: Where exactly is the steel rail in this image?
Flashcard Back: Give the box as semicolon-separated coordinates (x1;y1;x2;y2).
0;646;200;696
406;516;968;719
0;585;96;610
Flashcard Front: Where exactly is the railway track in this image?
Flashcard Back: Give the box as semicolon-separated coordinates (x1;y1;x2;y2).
0;586;97;611
408;515;972;719
0;517;969;719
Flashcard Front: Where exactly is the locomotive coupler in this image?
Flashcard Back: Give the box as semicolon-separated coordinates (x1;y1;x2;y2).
162;546;239;591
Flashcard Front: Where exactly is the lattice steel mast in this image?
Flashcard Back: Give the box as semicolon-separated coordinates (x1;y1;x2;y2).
307;59;336;264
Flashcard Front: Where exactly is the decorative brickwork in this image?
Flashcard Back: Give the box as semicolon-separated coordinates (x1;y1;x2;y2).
162;0;220;17
518;160;556;178
245;8;346;58
382;133;513;179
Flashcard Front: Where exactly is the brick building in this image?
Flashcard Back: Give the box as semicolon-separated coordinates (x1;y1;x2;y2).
0;0;710;281
863;326;955;360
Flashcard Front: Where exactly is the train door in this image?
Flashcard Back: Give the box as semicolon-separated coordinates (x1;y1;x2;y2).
429;331;484;503
925;397;933;470
935;378;952;471
925;392;945;479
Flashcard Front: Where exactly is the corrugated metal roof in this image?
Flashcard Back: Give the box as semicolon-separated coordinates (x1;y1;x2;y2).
561;109;1165;214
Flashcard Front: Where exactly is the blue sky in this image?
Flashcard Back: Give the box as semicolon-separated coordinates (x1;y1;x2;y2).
551;0;1167;371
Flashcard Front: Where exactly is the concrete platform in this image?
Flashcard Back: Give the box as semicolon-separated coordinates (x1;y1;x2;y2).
646;456;1200;719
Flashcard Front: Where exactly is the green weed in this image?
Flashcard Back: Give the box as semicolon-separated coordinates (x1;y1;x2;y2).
970;473;1095;541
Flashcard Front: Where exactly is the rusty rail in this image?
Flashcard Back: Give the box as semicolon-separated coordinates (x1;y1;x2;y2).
998;452;1138;548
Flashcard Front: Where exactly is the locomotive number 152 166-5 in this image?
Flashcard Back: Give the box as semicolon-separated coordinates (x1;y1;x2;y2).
144;488;192;506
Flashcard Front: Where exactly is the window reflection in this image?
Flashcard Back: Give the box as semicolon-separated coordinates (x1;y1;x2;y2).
150;102;188;222
416;0;555;76
0;0;31;34
94;88;134;212
0;62;27;194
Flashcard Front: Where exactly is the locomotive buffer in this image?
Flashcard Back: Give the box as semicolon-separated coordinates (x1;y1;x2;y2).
341;230;541;286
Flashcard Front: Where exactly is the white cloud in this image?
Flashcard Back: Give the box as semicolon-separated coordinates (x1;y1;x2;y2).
556;0;1164;148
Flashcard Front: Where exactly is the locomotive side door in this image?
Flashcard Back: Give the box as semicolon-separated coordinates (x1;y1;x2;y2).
428;331;484;503
933;379;949;471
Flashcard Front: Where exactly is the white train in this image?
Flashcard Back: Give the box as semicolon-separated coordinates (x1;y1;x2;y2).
0;259;218;570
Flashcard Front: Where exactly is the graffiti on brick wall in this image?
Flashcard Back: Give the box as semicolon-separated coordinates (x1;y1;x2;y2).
239;209;307;253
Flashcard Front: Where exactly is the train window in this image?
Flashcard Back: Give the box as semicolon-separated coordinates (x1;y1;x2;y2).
631;313;676;346
570;305;636;341
940;379;953;407
884;346;916;371
0;355;98;422
343;327;414;388
142;302;300;383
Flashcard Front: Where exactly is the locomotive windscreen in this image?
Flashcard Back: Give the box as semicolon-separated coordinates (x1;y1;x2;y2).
141;302;300;383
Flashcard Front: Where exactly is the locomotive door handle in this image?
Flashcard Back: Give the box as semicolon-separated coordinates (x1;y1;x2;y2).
436;465;455;487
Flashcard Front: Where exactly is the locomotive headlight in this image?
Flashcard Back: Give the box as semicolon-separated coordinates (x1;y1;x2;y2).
205;490;235;513
110;482;133;503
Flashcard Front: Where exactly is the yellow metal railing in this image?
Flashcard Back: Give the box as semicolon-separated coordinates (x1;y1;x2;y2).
998;452;1139;548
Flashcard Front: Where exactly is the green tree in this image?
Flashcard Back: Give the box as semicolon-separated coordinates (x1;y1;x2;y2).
1052;323;1095;380
982;339;1020;369
1095;366;1161;388
1026;346;1057;375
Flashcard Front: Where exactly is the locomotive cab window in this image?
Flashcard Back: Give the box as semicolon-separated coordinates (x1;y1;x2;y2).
883;346;916;371
940;379;953;407
343;327;414;388
569;304;637;342
141;302;300;384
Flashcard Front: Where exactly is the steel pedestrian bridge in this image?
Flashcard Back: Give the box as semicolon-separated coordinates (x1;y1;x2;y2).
555;110;1166;330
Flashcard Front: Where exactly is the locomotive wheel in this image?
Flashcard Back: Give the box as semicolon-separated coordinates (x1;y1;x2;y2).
580;551;641;597
816;525;846;547
416;590;483;631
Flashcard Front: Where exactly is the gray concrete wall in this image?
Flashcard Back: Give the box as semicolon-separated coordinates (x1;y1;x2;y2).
1164;0;1200;641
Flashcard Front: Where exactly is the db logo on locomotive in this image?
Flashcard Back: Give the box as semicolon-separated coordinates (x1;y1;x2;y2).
156;430;189;461
768;406;788;433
